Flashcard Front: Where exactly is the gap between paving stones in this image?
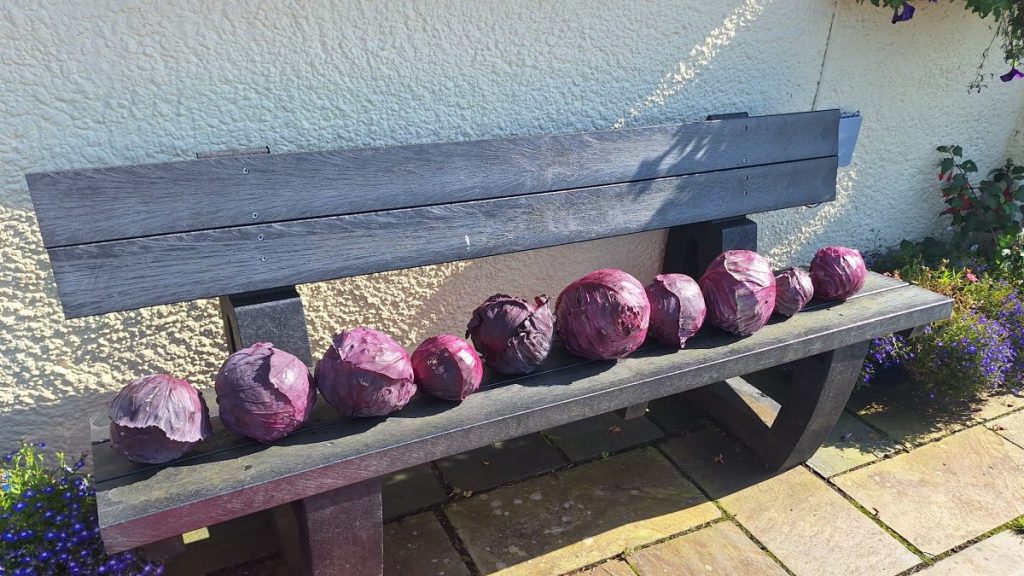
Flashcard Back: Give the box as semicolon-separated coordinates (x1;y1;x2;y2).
432;507;483;576
821;424;1024;572
806;461;931;564
890;516;1024;576
650;442;798;576
825;401;1024;481
560;518;729;576
381;396;1024;576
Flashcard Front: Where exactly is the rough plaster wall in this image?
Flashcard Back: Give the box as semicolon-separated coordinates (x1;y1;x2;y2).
0;0;1020;457
761;1;1024;263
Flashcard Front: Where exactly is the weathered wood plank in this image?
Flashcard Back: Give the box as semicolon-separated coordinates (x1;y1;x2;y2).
94;276;950;552
28;110;839;248
50;157;838;318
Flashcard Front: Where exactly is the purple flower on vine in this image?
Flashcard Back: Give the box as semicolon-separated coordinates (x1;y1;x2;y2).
1000;67;1023;83
892;2;915;24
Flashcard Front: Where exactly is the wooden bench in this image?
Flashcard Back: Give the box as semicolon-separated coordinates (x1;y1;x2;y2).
26;110;952;575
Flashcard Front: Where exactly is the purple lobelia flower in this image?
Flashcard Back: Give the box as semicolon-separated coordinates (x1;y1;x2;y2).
892;2;915;24
1001;67;1023;83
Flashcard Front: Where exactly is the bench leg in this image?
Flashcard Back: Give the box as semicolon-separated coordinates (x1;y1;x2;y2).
688;341;869;471
274;480;384;576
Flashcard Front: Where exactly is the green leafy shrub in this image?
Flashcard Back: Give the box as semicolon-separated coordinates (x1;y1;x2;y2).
937;145;1024;251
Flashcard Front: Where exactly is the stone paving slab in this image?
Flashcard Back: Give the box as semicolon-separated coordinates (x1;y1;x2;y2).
576;559;636;576
545;412;663;462
833;426;1024;556
970;391;1023;423
848;382;973;447
436;433;566;494
382;463;449;520
629;520;788;575
660;428;920;576
988;408;1024;448
383;512;471;576
807;411;900;478
914;531;1024;575
444;447;719;576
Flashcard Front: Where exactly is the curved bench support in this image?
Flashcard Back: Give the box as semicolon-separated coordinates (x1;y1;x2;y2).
688;341;870;470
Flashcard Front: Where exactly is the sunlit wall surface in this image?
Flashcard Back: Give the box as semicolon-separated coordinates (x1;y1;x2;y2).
2;0;1022;456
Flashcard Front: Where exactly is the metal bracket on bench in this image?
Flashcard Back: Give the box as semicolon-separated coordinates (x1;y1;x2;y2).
219;286;314;366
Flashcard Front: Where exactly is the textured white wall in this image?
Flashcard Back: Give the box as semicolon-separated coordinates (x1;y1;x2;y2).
1;0;1021;457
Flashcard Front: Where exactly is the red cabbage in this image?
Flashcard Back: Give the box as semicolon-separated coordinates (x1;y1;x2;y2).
645;274;706;348
774;267;814;317
699;250;776;336
810;246;867;300
315;327;417;417
556;269;650;360
215;342;316;443
109;374;212;464
466;294;554;374
412;335;483;402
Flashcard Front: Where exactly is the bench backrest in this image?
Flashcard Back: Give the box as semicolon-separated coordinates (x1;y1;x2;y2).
27;110;839;319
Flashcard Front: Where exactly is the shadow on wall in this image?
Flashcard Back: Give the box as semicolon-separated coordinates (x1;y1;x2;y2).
0;0;787;460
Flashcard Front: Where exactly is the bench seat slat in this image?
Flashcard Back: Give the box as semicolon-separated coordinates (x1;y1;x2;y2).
93;273;950;552
87;272;908;448
27;110;839;248
50;156;838;317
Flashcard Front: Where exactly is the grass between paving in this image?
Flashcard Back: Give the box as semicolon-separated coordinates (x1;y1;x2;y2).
382;393;1024;576
814;399;1024;576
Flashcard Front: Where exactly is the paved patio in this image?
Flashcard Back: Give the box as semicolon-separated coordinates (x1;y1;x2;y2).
172;373;1024;576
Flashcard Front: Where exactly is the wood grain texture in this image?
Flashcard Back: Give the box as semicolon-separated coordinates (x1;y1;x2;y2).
50;156;838;317
27;110;839;248
92;275;950;552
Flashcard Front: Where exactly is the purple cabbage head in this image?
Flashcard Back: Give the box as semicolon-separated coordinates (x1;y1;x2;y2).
699;250;776;336
774;267;815;317
556;269;650;360
215;342;316;443
315;327;417;417
645;274;706;348
412;335;484;402
109;374;212;464
466;294;554;374
810;246;867;300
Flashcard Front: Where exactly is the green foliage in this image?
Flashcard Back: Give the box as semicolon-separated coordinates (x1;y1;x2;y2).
993;231;1024;283
937;145;1024;251
862;239;1024;398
